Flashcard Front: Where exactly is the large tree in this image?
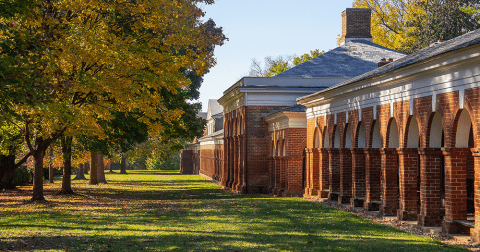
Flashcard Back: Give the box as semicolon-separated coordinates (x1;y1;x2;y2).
0;0;226;201
352;0;422;52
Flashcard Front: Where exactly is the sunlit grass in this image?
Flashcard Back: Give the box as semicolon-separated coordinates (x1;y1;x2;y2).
0;170;468;251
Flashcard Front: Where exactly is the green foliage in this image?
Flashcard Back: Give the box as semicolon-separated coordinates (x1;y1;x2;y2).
460;5;480;24
248;49;324;77
402;0;480;53
12;166;32;186
146;153;180;171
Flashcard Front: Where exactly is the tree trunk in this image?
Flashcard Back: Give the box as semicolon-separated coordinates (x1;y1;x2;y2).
89;152;98;185
59;136;74;194
84;162;89;175
74;163;87;180
31;142;46;202
48;147;54;183
97;153;107;184
120;154;127;174
0;155;16;190
109;161;113;173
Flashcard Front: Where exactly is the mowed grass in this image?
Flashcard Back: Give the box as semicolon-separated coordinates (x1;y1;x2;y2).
0;171;468;252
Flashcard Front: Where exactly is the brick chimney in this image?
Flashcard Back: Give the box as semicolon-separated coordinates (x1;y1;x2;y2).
340;8;373;45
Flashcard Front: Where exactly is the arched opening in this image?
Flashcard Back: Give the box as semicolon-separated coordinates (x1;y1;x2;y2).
357;122;366;148
345;124;352;148
324;128;330;148
456;109;472;148
334;126;341;148
407;117;420;148
314;128;321;149
455;109;474;217
283;142;286;157
388;118;399;148
406;116;420;215
429;113;443;148
372;121;382;148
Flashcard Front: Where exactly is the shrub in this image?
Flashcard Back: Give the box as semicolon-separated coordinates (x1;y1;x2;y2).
12;166;33;186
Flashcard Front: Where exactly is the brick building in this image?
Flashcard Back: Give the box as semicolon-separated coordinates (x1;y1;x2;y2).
180;7;480;241
298;29;480;240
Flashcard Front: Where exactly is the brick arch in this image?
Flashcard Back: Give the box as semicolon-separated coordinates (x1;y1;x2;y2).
412;96;434;148
436;91;461;148
464;88;480;148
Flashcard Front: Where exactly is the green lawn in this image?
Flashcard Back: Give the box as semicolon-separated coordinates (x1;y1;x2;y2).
0;170;468;251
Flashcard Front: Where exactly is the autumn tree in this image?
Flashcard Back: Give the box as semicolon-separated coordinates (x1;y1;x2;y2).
0;0;226;201
351;0;423;51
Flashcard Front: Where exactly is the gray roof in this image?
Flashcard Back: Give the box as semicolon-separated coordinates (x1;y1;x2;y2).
275;40;406;78
264;105;306;117
198;129;224;141
207;99;223;118
197;112;207;120
302;28;480;98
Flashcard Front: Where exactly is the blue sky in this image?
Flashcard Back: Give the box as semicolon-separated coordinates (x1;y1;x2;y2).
197;0;355;111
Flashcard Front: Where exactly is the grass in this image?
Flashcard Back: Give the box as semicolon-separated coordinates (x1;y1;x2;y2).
0;170;468;252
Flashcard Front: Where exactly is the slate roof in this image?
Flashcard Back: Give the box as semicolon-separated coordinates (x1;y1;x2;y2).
264;105;306;117
198;129;224;141
300;28;480;99
275;40;406;78
207;99;223;118
197;112;207;120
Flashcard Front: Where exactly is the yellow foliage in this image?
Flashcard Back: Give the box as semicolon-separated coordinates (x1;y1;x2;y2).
351;0;426;52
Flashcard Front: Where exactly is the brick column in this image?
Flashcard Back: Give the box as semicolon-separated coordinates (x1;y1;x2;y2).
442;148;469;234
351;148;366;207
380;148;399;216
268;156;274;193
273;157;281;195
318;149;330;198
305;149;319;196
328;149;340;201
285;156;304;196
233;136;239;191
222;138;229;187
304;149;312;196
236;136;245;193
470;149;480;242
397;148;419;221
364;148;381;210
280;157;287;193
339;148;352;204
418;148;443;227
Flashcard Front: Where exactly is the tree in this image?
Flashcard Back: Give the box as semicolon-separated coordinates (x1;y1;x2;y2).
0;0;226;201
460;4;480;24
248;50;324;77
59;136;74;194
351;0;423;51
402;0;480;53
